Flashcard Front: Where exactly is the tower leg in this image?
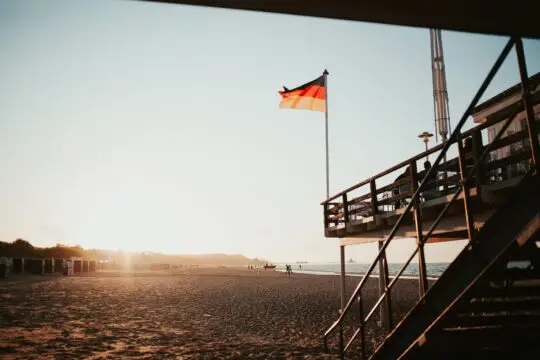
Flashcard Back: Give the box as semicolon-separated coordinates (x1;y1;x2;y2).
340;245;346;311
378;240;390;329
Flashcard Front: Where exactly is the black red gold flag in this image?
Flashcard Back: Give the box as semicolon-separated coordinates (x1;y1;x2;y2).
278;73;327;112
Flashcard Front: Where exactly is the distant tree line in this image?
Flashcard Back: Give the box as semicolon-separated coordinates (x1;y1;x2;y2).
0;239;106;260
0;239;268;265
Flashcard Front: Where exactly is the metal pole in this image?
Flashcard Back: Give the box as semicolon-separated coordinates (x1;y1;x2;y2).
324;69;330;199
382;246;393;330
340;245;346;311
457;134;476;244
410;161;428;296
514;38;540;169
378;240;389;328
438;30;453;137
325;69;344;312
430;29;438;144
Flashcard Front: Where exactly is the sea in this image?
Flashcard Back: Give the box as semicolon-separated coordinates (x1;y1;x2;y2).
274;262;449;280
274;261;530;280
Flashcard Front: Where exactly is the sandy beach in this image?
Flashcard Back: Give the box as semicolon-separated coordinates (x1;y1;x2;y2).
0;268;422;359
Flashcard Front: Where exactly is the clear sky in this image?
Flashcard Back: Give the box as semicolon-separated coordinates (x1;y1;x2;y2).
1;0;539;263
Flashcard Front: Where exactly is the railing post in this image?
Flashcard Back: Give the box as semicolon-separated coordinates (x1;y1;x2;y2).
370;179;379;214
457;133;476;244
471;130;486;190
339;323;344;360
343;194;350;226
442;156;449;195
382;245;393;331
515;37;540;170
377;239;388;330
324;203;330;232
410;161;428;296
340;245;346;312
377;240;393;331
358;295;366;360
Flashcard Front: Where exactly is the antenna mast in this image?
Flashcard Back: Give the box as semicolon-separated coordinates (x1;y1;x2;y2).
430;29;451;143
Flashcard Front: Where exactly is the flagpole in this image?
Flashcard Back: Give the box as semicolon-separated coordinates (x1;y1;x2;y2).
323;69;330;199
323;69;343;312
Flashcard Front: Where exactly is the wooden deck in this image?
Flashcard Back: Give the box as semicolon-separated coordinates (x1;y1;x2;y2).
322;107;539;244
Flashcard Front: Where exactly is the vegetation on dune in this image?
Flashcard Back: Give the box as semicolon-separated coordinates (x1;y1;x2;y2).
0;239;267;266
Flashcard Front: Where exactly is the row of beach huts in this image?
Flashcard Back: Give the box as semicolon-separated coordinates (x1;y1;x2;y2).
0;257;99;278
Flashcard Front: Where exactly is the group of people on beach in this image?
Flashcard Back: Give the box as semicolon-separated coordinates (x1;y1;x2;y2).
284;264;293;275
246;263;297;275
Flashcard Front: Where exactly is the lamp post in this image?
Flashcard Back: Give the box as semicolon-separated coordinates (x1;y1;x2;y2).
418;131;434;161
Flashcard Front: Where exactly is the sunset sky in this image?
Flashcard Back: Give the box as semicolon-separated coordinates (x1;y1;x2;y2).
1;0;539;263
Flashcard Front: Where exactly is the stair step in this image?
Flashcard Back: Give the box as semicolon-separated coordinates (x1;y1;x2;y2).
477;280;540;297
486;268;540;282
446;312;540;327
463;297;540;313
505;237;540;262
438;324;540;348
506;250;540;262
410;342;540;360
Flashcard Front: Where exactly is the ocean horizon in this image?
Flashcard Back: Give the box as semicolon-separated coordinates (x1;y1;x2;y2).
274;262;449;279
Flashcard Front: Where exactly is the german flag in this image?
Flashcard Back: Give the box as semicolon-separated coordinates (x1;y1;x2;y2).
279;71;327;112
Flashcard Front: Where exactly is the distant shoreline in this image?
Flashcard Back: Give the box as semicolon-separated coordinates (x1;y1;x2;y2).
275;268;440;280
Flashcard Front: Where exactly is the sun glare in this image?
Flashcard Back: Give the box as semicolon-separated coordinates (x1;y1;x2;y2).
75;182;181;253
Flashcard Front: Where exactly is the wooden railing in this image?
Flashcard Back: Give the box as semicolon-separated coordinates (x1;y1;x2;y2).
322;115;539;232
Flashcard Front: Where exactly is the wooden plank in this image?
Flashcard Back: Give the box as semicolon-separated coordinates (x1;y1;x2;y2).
460;297;540;313
485;150;531;172
482;175;524;192
447;312;540;327
348;205;372;216
337;209;495;244
339;234;468;246
488;127;536;153
379;206;410;220
348;193;372;205
349;216;375;226
378;191;413;206
484;99;540;124
478;283;540;298
376;176;410;194
144;1;540;39
328;213;345;221
420;187;479;208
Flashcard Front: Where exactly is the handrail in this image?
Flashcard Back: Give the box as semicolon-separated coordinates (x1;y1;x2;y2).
321;62;537;205
323;37;517;356
328;122;536;214
366;101;521;329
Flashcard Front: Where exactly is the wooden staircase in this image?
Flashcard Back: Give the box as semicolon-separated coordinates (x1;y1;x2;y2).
372;173;540;360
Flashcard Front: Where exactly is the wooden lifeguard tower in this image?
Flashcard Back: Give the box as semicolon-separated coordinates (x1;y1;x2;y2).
320;46;540;358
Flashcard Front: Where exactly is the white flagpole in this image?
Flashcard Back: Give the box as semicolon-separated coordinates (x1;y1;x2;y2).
323;69;330;199
323;69;344;312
